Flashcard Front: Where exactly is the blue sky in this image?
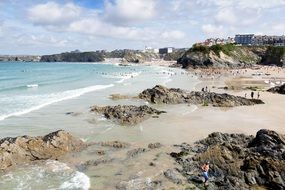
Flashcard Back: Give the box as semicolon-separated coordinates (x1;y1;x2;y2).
0;0;284;55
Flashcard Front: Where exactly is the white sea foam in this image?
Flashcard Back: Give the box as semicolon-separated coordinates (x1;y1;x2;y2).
0;160;91;190
59;171;90;190
0;84;114;121
102;71;142;84
27;84;39;88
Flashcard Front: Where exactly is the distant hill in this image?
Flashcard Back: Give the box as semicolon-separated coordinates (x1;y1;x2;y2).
40;51;104;62
0;55;41;62
40;49;185;63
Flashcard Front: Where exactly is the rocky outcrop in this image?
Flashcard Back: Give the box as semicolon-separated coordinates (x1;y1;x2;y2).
139;85;264;107
0;130;86;170
40;51;104;62
261;46;285;67
121;51;160;63
177;45;265;69
90;105;166;125
177;45;285;69
267;84;285;94
170;129;285;190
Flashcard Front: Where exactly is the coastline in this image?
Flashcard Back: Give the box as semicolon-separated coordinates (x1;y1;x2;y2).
0;61;285;189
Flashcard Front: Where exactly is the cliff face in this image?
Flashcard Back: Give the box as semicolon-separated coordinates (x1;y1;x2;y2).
261;46;285;66
121;51;160;63
177;45;284;69
40;50;160;63
40;52;105;62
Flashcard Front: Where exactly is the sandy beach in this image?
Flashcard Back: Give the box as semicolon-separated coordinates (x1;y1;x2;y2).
0;62;284;189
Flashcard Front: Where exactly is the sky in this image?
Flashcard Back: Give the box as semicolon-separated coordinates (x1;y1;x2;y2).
0;0;284;55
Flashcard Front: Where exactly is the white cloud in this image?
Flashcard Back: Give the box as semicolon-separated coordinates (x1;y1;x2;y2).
213;0;285;9
27;2;81;25
162;30;185;39
104;0;156;25
202;24;226;37
0;0;284;54
69;18;147;40
215;8;237;25
68;18;185;42
15;33;69;47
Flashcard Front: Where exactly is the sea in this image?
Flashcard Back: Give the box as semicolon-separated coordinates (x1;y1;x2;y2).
0;61;199;189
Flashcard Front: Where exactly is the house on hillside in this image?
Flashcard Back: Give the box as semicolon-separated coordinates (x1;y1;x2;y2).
144;46;159;53
234;34;254;45
159;47;174;54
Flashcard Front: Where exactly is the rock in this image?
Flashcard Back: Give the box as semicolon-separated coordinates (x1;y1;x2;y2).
164;169;184;184
79;158;114;170
267;84;285;94
96;141;130;148
116;177;160;190
189;176;204;184
139;85;187;104
127;148;147;158
148;142;162;149
248;129;285;159
177;45;265;69
176;45;276;69
170;129;285;190
0;130;86;170
90;105;166;125
139;85;264;107
65;112;81;116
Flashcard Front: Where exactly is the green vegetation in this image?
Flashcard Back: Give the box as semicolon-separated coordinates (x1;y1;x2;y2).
262;46;285;66
191;44;210;54
202;101;209;106
245;86;264;91
266;46;285;57
191;44;236;57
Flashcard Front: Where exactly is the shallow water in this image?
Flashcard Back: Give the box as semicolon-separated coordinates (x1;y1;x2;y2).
0;62;198;189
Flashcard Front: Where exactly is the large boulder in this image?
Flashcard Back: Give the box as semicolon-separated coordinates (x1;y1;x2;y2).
0;130;86;170
90;105;166;125
139;85;188;104
139;85;264;107
170;129;285;190
267;84;285;94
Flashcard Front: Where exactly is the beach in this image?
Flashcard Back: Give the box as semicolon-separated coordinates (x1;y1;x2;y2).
0;61;285;189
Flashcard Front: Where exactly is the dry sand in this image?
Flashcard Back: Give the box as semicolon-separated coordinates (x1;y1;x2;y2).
187;66;285;138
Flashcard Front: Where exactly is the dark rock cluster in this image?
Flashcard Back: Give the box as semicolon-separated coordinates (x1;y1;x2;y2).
90;105;166;125
170;129;285;189
139;85;264;107
267;84;285;94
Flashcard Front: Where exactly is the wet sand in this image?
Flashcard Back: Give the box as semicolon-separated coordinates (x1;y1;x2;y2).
1;63;285;189
69;65;285;189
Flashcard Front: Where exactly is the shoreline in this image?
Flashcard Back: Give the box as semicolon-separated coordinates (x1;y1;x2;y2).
0;61;285;189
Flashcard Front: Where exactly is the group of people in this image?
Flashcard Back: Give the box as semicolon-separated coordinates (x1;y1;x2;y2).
245;91;260;99
201;86;209;92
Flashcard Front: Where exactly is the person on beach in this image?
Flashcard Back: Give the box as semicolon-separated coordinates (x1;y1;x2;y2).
202;161;210;185
251;91;254;99
258;92;260;99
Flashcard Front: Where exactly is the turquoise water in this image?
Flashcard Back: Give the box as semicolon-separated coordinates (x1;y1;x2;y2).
0;62;199;189
0;62;143;121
